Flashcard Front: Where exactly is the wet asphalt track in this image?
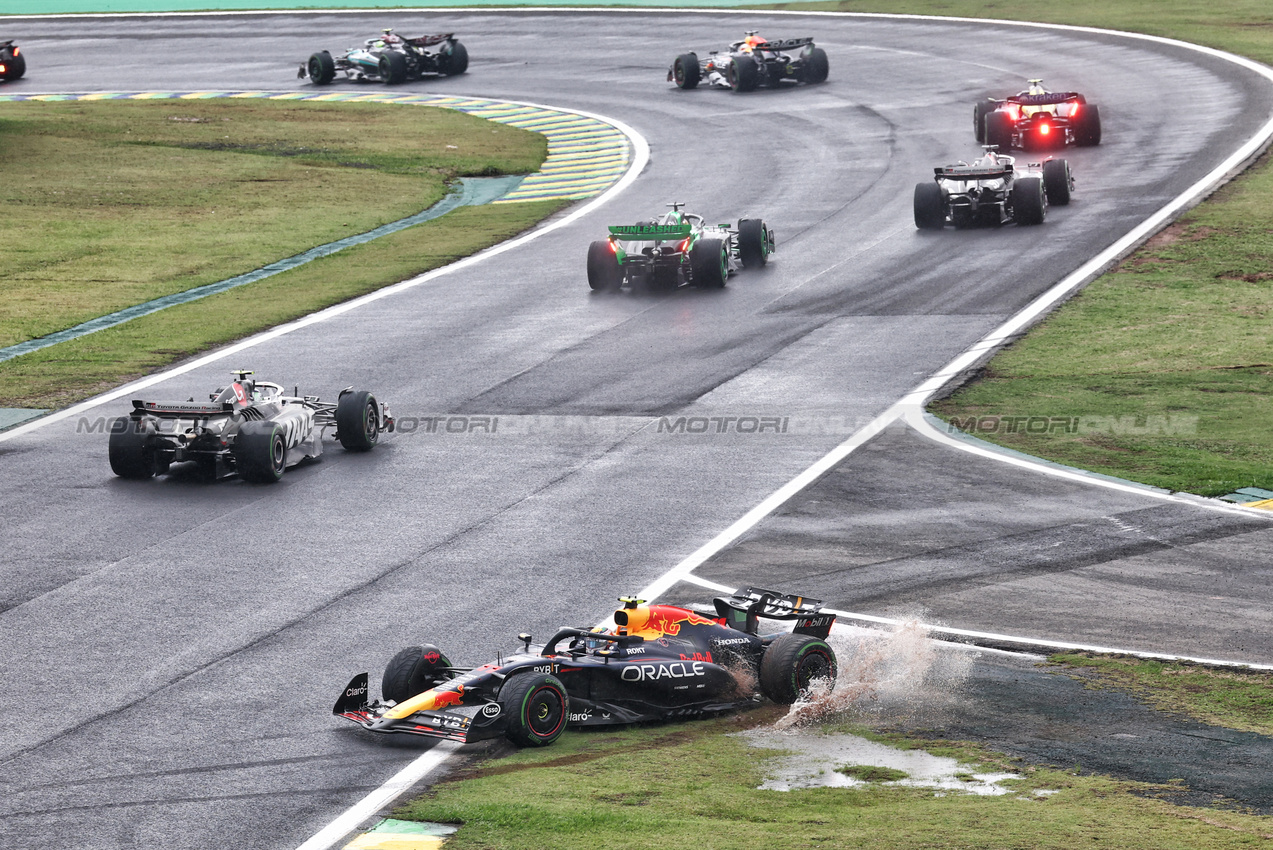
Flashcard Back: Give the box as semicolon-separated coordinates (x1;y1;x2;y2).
2;10;1273;848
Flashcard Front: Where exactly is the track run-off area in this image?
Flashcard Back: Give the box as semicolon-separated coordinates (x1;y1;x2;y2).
1;9;1273;849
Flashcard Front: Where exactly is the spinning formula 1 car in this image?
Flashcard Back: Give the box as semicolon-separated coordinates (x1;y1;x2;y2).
587;202;773;292
334;588;838;747
913;146;1073;229
300;28;468;85
669;31;828;92
0;41;25;82
974;80;1101;151
108;370;393;482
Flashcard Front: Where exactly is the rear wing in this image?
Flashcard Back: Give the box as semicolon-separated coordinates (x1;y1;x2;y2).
935;166;1012;180
132;399;234;417
405;33;454;47
755;37;814;52
1010;92;1081;106
608;223;693;241
714;587;835;638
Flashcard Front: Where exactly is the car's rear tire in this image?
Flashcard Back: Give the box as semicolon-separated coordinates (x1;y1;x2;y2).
336;390;380;451
800;46;829;83
235;421;287;483
973;100;993;143
690;238;728;288
587;240;623;291
737;218;770;268
382;644;453;703
760;634;837;705
1074;103;1102;146
501;674;569;747
2;52;26;81
672;53;700;89
984;110;1013;151
109;416;160;479
913;182;946;230
727;55;759;92
307;51;335;85
1011;177;1046;225
379;51;408;84
1042;159;1072;206
440;40;468;75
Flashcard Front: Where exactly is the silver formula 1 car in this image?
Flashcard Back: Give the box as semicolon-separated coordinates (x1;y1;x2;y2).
669;32;828;92
300;29;468;86
913;146;1073;229
108;370;393;482
975;80;1102;151
587;202;773;292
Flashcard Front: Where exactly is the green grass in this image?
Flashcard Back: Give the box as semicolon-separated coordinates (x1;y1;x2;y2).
1050;653;1273;736
395;708;1273;849
0;98;552;407
836;763;908;782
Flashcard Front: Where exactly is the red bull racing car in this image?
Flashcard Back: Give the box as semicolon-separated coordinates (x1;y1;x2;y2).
334;588;838;747
914;146;1073;229
0;41;25;81
108;370;393;482
587;202;773;292
669;31;828;92
974;79;1101;151
300;28;468;85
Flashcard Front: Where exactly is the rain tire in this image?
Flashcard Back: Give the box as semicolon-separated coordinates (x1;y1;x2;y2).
336;390;380;451
737;218;770;268
500;674;569;747
760;634;837;705
235;421;287;483
673;53;700;89
382;644;453;703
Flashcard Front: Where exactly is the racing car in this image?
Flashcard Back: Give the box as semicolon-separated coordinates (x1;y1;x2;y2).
669;31;828;92
300;29;467;86
333;587;838;747
0;41;25;82
974;80;1101;151
587;202;773;292
108;370;393;482
913;146;1073;229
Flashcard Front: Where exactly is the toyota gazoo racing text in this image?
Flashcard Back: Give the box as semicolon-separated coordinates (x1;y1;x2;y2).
0;40;24;82
300;28;468;85
669;31;828;92
974;79;1102;152
587;202;773;292
108;370;393;482
333;587;839;747
913;146;1074;229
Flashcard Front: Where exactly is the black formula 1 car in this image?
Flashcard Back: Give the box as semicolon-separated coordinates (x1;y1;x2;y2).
974;80;1101;151
913;146;1073;229
334;588;838;747
108;370;393;482
0;41;25;82
669;32;828;92
299;29;468;85
587;202;773;292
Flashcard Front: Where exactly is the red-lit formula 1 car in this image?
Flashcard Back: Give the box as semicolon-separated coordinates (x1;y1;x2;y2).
0;41;25;81
974;79;1101;152
300;28;468;86
108;370;393;482
334;588;838;747
668;31;828;92
913;146;1073;229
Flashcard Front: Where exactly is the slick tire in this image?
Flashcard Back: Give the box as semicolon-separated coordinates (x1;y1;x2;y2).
2;52;25;81
801;46;829;84
913;182;946;230
500;673;569;747
760;633;837;705
379;50;408;84
440;40;468;75
1042;159;1072;206
673;53;700;89
234;421;287;483
984;110;1013;152
973;100;993;143
336;390;380;451
1075;103;1102;147
690;238;728;288
307;51;335;85
1011;177;1047;226
108;416;160;479
737;218;771;268
727;55;759;92
382;644;453;703
587;240;623;291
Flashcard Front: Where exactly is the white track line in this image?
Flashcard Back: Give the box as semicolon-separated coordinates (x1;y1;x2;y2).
0;96;648;445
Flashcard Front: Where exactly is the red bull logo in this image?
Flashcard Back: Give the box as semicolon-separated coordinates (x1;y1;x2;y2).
429;684;465;709
630;605;717;636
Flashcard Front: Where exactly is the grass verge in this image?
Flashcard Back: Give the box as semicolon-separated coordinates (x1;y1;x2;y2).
0;98;553;407
1050;653;1273;736
395;708;1273;849
760;0;1273;497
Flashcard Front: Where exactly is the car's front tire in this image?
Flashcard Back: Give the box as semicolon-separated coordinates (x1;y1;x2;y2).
307;51;335;85
500;674;569;747
760;634;837;705
672;53;700;89
336;390;380;451
1042;159;1072;206
234;421;287;483
382;644;453;703
737;218;771;268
